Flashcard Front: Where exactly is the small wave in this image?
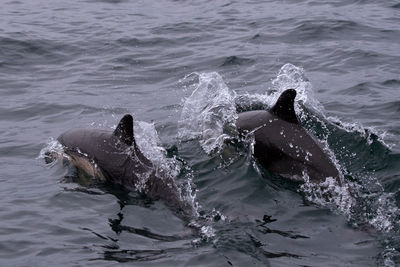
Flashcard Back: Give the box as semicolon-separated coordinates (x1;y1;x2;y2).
116;36;177;48
220;55;255;67
86;0;128;4
0;37;74;67
382;79;400;86
392;3;400;9
327;116;394;149
283;19;359;43
0;102;108;122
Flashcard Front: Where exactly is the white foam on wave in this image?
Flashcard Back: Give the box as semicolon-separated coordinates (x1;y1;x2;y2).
327;115;394;149
300;176;355;216
369;193;398;233
356;179;400;266
189;208;228;244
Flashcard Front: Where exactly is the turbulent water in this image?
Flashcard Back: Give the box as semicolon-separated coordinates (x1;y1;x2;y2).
1;0;400;266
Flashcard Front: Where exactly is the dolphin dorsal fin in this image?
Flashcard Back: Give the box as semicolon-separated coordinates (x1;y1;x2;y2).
270;89;299;124
113;114;134;146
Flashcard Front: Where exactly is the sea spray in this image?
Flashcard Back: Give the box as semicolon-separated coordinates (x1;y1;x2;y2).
178;72;237;154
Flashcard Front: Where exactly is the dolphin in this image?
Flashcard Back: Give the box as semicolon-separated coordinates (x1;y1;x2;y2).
56;114;193;217
236;89;341;185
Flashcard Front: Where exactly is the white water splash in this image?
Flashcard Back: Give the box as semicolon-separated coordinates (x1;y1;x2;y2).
178;72;237;154
38;138;65;161
132;121;200;216
135;121;181;179
200;225;216;239
300;176;355;216
272;63;323;113
189;207;227;244
369;193;398;233
237;63;324;119
327;115;394;149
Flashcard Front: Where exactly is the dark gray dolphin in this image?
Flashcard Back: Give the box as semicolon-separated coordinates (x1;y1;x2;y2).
236;89;341;185
57;114;192;216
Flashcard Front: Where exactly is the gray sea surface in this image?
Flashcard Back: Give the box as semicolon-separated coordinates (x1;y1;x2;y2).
1;0;400;266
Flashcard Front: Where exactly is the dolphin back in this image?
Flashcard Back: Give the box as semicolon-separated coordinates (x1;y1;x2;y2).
57;114;153;187
236;89;341;184
56;115;195;219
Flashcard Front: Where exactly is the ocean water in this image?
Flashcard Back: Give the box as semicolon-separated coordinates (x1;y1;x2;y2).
1;0;400;266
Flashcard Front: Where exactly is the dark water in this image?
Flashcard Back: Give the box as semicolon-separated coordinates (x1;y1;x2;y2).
1;0;400;266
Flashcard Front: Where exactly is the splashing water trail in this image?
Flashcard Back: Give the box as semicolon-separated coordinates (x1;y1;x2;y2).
129;121;200;216
300;176;355;216
135;121;181;178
